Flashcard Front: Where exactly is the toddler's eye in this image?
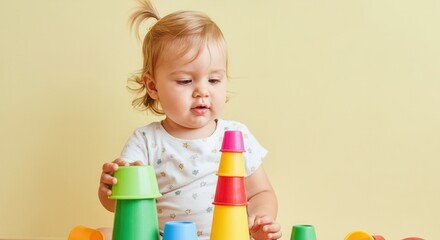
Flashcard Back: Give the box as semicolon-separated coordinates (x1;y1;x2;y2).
209;79;221;84
177;80;192;85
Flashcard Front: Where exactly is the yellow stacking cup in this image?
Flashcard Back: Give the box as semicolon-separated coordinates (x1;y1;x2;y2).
210;205;249;240
217;152;246;177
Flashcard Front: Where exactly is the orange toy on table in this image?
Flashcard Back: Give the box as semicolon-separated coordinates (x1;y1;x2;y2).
68;225;104;240
345;230;425;240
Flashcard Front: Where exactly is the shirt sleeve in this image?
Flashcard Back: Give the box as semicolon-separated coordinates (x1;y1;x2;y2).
119;129;149;164
237;124;268;176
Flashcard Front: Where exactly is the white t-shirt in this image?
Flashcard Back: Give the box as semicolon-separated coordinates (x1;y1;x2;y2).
120;119;267;239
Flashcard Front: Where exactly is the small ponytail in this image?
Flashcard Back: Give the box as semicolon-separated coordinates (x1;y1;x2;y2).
129;0;160;40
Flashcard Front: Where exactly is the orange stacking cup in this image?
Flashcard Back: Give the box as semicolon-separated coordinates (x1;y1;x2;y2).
217;152;246;177
210;205;249;240
213;176;247;206
68;225;104;240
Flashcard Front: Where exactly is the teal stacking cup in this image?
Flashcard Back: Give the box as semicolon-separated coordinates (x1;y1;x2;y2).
163;221;198;240
291;225;317;240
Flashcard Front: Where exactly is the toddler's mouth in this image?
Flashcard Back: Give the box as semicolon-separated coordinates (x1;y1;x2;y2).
191;104;210;115
193;104;209;109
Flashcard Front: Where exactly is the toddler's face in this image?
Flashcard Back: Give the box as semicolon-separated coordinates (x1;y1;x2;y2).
151;42;227;136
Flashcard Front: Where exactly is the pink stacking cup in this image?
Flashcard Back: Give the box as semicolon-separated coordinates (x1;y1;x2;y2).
213;176;247;206
372;236;385;240
220;130;245;152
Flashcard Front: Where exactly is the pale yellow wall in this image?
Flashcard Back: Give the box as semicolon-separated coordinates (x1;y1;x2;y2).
1;0;439;239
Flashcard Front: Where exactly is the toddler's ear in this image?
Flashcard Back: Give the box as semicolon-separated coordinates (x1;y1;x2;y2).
143;73;159;100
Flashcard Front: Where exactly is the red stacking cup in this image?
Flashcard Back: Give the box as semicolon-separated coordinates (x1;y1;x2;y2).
220;130;245;152
213;176;248;206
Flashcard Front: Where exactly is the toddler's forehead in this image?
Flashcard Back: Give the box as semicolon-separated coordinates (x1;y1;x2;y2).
158;41;226;65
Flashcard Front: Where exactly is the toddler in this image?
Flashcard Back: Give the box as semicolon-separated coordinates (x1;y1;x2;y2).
98;0;282;239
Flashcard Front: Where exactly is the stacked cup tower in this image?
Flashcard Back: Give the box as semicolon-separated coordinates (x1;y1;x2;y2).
109;165;162;240
210;130;250;240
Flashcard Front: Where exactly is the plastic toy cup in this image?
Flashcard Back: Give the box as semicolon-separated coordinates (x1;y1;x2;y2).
220;130;245;152
344;230;374;240
109;165;161;199
68;225;104;240
291;225;317;240
372;236;385;240
113;199;160;240
217;152;246;177
210;205;249;240
163;221;198;240
213;176;247;206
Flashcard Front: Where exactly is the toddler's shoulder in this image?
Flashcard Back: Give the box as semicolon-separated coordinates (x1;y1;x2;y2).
127;122;163;142
132;121;161;134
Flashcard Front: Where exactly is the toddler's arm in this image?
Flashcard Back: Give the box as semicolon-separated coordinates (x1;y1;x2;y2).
246;166;282;240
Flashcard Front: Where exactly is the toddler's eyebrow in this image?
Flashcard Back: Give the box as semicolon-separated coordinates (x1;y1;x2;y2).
169;69;226;76
169;70;192;76
210;69;226;74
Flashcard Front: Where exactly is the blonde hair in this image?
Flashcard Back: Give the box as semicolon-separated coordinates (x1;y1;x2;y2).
127;0;228;114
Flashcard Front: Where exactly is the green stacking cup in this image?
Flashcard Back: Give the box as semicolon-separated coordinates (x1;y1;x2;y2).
112;199;160;240
109;165;161;200
291;225;317;240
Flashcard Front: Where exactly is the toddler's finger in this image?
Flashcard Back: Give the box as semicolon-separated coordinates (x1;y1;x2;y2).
100;171;117;185
102;162;118;174
131;160;144;166
112;158;129;166
248;216;257;230
99;183;112;196
262;222;281;233
268;230;283;239
255;216;275;226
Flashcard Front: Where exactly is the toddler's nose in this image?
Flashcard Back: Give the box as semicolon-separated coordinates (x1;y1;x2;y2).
192;85;209;98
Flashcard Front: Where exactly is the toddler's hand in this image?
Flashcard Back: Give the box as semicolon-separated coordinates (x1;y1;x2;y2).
249;215;282;240
98;159;144;196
